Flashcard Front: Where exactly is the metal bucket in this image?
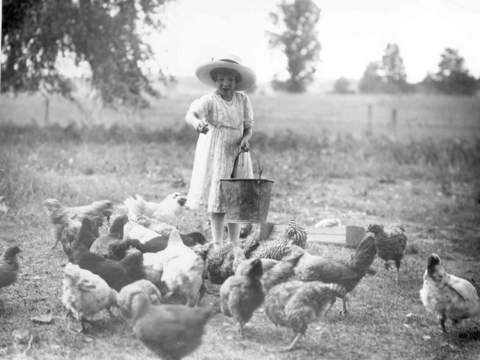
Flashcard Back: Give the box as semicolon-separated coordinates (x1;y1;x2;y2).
220;149;274;223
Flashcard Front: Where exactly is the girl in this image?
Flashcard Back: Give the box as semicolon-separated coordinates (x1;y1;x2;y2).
185;54;257;249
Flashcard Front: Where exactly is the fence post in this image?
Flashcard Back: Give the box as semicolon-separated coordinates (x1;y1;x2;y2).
391;108;397;136
366;103;373;135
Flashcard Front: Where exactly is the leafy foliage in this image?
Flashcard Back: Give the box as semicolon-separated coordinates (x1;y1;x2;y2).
267;0;321;93
421;48;478;96
332;77;354;94
359;43;411;94
1;0;172;108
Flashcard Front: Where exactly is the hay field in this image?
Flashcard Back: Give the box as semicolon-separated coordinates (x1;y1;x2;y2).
0;81;480;360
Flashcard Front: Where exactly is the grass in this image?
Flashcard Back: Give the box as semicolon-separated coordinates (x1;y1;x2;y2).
1;90;480;359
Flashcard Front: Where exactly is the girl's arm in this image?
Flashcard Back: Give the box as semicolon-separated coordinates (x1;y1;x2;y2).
240;127;252;148
185;110;208;134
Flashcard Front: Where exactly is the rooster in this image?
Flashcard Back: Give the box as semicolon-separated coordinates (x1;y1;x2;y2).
62;263;118;333
131;293;213;360
124;193;187;226
220;258;265;338
265;281;347;351
294;233;377;314
90;215;128;258
0;196;8;217
419;254;480;333
368;223;408;282
247;220;308;261
44;198;113;249
0;246;22;290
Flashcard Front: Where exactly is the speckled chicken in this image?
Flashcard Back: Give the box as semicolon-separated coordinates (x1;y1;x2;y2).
265;281;347;351
419;254;480;333
236;244;304;292
220;258;265;338
117;279;162;319
124;193;187;227
294;233;377;314
62;262;118;332
62;218;100;262
131;293;214;360
89;215;128;258
368;223;408;282
247;220;308;261
44;198;113;249
0;246;21;290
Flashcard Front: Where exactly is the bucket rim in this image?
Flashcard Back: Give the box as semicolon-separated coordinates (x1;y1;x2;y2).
220;178;275;183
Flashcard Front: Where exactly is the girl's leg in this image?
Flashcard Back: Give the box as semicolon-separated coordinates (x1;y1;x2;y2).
211;212;226;249
227;222;240;244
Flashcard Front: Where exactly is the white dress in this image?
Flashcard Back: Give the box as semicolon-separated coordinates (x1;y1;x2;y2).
186;92;254;213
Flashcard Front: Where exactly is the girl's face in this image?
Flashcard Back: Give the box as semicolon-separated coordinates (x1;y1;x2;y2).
215;73;236;100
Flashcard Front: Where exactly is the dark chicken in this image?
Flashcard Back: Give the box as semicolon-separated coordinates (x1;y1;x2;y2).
368;223;408;282
294;233;377;314
220;258;265;338
90;215;128;258
131;293;214;360
0;246;22;290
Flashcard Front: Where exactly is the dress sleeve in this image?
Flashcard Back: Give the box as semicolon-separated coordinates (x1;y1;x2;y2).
243;95;254;130
189;94;212;120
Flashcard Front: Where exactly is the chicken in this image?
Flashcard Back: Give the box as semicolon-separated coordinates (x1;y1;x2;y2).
111;231;207;260
0;196;8;217
117;279;162;318
124;214;177;238
131;293;214;360
89;215;128;258
248;220;308;261
124;193;187;226
220;258;265;338
294;233;377;314
200;243;243;286
62;262;118;332
160;231;206;306
73;248;145;292
0;246;22;290
265;281;347;351
236;244;304;292
44;198;113;249
61;218;99;262
314;218;342;228
224;222;254;239
419;254;480;333
367;224;408;282
368;223;408;282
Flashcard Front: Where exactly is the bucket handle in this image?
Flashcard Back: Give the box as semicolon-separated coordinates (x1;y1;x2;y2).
231;147;263;179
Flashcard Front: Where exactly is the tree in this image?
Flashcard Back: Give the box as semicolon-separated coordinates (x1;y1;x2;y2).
359;43;411;94
1;0;172;108
332;77;354;94
267;0;321;93
421;48;477;95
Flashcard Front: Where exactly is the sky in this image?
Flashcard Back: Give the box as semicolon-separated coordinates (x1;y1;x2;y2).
143;0;480;83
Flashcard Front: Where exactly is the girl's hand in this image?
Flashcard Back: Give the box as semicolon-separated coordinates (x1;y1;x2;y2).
195;119;209;134
240;138;250;150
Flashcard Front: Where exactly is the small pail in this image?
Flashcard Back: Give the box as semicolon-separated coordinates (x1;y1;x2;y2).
220;149;274;223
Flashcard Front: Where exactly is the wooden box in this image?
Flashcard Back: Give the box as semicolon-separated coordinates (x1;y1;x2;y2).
259;222;366;248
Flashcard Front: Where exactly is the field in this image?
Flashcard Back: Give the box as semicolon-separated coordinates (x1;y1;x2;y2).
1;82;480;360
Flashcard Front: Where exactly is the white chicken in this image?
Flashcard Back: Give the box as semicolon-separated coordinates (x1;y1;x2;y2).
118;279;162;319
419;254;480;333
126;224;161;243
124;214;177;239
160;230;205;306
314;218;342;228
124;193;187;226
62;263;118;332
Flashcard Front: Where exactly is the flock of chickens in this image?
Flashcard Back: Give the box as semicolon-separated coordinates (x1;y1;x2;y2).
0;192;479;359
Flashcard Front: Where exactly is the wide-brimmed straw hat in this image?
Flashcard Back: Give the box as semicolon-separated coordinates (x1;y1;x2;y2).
195;54;257;91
